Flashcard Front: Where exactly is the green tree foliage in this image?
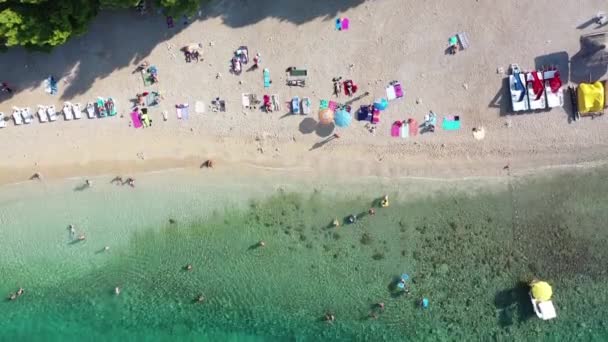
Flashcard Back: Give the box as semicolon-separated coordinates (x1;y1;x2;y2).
0;0;202;50
0;0;99;50
155;0;200;17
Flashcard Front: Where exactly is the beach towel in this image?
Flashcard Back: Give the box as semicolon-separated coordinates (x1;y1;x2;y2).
141;113;151;127
372;108;380;124
263;68;271;88
408;118;418;136
319;99;329;110
358;105;371;121
131;111;143;128
335;18;342;30
328;101;338;111
401;121;409;138
442;115;461;130
531;72;544;99
141;70;152;86
176;104;189;119
391;121;402;137
549;71;562;93
341;18;350;30
195;101;205;113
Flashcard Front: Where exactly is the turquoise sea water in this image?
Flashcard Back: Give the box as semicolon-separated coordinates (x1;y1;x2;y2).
1;168;608;341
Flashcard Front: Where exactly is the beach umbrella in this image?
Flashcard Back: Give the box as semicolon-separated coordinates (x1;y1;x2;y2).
318;108;334;125
334;109;352;127
531;281;553;301
373;98;388;111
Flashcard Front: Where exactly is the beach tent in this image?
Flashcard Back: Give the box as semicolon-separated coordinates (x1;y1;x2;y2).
334;109;352;127
577;82;605;114
318;108;334;125
531;281;553;301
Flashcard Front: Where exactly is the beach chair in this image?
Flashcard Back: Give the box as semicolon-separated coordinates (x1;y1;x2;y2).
509;64;530;112
302;97;311;115
12;108;23;125
543;70;564;108
21;107;33;124
86;102;95;119
63;102;73;120
263;68;271;88
37;105;48;123
47;105;58;121
72;103;82;119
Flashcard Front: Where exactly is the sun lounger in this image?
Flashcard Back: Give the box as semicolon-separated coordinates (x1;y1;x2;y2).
86;102;95;119
21;107;33;124
263;68;271;88
271;94;280;111
96;98;107;117
302;97;311;115
37;105;48;123
131;111;143;128
291;96;300;114
526;72;547;110
141;113;151;127
12;108;23;125
408;118;418;135
457;32;470;50
391;121;402;137
72;103;82;119
509;64;530;112
176;103;189;119
0;112;5;128
543;70;564;108
288;68;307;77
386;82;404;101
401;120;409;138
47;105;57;121
63;102;73;120
106;98;117;116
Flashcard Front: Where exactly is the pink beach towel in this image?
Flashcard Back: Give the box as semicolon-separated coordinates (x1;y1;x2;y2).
341;18;350;30
328;101;338;111
131;111;142;128
391;121;402;137
408;118;418;136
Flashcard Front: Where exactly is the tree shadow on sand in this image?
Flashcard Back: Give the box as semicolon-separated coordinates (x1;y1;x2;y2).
0;0;367;103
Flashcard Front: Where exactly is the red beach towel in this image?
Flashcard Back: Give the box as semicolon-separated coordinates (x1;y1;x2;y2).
408;118;418;136
549;71;562;93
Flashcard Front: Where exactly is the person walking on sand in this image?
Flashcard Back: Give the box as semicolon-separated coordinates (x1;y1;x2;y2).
368;208;376;216
125;178;135;187
85;179;92;188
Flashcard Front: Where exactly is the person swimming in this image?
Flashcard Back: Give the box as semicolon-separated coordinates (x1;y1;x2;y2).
324;312;335;323
368;208;376;216
115;287;121;296
77;234;86;241
196;294;205;303
347;214;357;224
185;264;193;271
380;195;389;208
332;219;340;227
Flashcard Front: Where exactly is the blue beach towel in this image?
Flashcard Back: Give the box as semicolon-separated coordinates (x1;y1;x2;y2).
263;69;270;88
335;18;342;30
442;116;461;130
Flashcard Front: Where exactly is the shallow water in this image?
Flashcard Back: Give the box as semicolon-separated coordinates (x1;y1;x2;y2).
1;168;608;341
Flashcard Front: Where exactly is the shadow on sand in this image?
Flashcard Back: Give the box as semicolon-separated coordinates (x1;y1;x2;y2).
0;0;367;103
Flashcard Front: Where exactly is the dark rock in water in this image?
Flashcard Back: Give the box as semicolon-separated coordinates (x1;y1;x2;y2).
299;234;307;241
305;243;313;249
332;232;341;240
401;250;406;256
372;252;385;260
360;233;373;245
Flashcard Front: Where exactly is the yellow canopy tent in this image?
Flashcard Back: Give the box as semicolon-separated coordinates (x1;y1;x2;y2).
577;81;605;115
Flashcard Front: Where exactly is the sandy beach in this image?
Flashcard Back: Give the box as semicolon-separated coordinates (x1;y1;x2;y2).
0;0;607;186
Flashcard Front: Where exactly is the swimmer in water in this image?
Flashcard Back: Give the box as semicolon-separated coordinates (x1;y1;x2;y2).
380;195;389;208
332;219;340;227
258;240;265;248
68;224;76;237
115;287;121;296
368;208;376;216
196;294;205;303
185;264;193;271
77;234;86;241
